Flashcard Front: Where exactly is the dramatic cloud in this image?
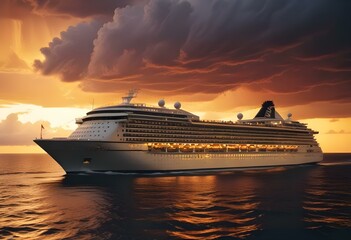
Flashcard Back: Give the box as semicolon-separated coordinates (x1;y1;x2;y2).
0;113;71;145
0;0;33;19
88;0;193;77
34;20;104;81
30;0;134;18
0;0;132;19
34;0;351;105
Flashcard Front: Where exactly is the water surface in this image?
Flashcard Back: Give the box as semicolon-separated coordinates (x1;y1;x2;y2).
0;153;350;239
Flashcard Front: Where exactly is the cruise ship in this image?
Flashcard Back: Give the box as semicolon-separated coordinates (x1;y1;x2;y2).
34;90;323;173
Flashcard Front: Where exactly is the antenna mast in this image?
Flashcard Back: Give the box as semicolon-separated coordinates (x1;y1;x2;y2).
122;89;139;104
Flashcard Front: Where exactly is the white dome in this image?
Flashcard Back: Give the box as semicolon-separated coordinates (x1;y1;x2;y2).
158;99;165;107
237;113;243;120
174;101;181;109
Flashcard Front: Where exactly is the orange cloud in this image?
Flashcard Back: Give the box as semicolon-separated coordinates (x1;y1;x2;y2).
0;113;71;145
325;130;351;134
0;71;122;108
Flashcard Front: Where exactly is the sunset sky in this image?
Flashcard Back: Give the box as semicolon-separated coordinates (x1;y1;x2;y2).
0;0;350;153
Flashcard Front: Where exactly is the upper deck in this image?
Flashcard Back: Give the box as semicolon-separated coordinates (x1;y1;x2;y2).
86;103;199;121
70;93;319;147
80;99;312;133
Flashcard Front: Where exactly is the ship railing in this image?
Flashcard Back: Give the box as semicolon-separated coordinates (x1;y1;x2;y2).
195;120;310;132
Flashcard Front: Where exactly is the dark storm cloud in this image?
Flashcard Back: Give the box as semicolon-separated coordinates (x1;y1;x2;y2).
34;0;351;106
0;0;33;19
28;0;134;18
34;20;104;81
88;0;193;77
0;0;134;19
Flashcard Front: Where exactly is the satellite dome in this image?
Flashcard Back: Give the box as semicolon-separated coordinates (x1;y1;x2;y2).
237;113;243;120
174;101;181;109
158;99;165;107
287;113;292;118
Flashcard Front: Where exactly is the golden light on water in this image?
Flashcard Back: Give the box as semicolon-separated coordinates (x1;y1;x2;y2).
134;175;261;239
1;153;350;239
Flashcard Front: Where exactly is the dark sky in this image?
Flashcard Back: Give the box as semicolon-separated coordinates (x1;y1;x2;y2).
4;0;351;107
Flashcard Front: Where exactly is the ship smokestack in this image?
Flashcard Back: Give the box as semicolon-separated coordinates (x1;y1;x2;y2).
255;101;275;118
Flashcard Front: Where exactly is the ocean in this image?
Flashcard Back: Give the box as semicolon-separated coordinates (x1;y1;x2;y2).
0;153;350;240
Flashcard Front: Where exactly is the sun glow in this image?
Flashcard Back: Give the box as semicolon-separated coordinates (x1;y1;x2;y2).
0;104;89;130
0;146;45;154
303;118;351;153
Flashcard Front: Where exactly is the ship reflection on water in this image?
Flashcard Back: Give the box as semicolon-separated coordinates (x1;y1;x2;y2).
0;154;350;240
58;161;350;240
59;174;262;239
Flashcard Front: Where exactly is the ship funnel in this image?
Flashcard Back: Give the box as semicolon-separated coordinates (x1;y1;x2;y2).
255;101;275;118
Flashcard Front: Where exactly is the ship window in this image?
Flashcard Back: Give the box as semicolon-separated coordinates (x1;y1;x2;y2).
83;158;91;164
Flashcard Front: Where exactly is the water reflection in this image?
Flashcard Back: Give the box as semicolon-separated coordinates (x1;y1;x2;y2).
303;166;351;230
1;153;351;240
0;173;108;240
134;175;261;239
59;173;263;239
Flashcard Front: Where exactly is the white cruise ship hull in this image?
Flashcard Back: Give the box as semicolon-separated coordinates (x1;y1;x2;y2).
35;139;323;173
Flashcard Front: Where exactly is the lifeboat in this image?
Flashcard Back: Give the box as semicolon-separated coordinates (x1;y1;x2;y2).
227;144;239;151
267;145;277;151
180;144;193;152
167;144;179;152
258;145;267;151
277;146;285;152
248;145;256;152
240;145;248;150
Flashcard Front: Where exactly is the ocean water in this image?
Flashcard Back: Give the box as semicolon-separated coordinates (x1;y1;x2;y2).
0;154;350;240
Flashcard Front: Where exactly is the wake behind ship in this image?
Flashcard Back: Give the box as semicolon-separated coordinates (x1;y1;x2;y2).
34;90;323;173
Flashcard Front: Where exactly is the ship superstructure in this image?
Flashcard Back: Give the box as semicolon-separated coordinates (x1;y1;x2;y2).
35;91;323;173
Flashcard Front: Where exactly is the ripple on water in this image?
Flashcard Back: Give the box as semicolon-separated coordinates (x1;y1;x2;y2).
162;192;260;239
1;154;351;240
303;167;351;230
